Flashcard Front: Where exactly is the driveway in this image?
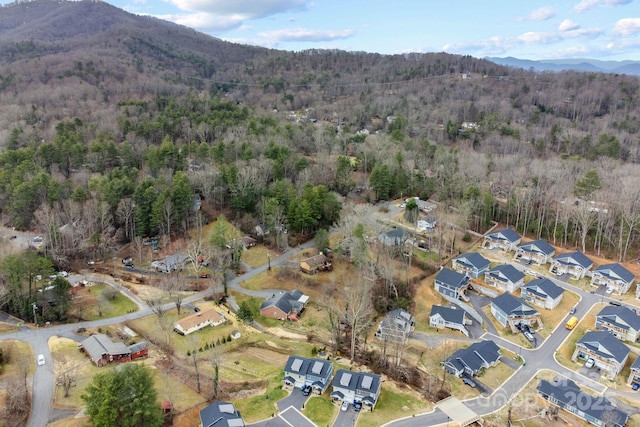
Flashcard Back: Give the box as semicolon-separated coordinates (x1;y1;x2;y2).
333;403;360;427
467;293;497;335
276;387;309;412
250;407;315;427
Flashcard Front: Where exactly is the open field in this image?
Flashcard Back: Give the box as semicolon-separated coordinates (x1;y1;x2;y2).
69;283;139;321
303;395;336;426
357;381;432;427
240;245;271;268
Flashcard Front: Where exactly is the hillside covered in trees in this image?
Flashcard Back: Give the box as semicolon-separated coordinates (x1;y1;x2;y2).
0;0;640;271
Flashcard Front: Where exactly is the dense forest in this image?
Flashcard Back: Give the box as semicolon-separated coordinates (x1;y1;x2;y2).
0;0;640;279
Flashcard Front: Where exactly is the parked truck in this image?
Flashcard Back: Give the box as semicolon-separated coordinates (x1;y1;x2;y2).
565;316;579;330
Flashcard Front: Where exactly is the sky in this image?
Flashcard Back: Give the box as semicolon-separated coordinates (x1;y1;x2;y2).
4;0;640;61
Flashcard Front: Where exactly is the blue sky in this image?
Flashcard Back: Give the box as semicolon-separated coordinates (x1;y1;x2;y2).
5;0;640;60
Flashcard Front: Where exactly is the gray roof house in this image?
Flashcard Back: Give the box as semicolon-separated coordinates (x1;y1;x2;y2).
537;379;628;427
444;340;501;377
521;278;565;309
375;309;415;343
549;250;593;279
572;331;630;379
429;305;470;337
260;289;309;321
514;239;555;265
595;305;640;343
330;369;381;409
199;401;245;427
80;334;134;367
484;264;525;292
452;252;490;278
434;268;469;301
417;215;437;233
628;355;640;389
483;228;521;251
378;228;410;247
490;293;541;330
590;263;636;295
283;356;333;393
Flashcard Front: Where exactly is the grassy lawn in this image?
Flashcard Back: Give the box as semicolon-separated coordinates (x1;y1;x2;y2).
0;322;20;334
556;302;606;371
50;337;103;408
233;372;287;423
481;305;535;348
241;245;270;268
303;395;336;427
532;289;580;339
231;292;283;328
412;278;450;333
71;283;139;321
0;340;35;376
238;268;289;292
357;383;432;427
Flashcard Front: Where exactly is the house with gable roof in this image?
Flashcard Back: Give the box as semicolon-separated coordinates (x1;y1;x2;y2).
429;305;470;337
490;292;542;331
572;331;630;379
299;253;332;274
628;356;640;389
591;263;635;295
331;369;381;410
484;264;525;292
444;340;502;377
483;228;521;251
452;252;490;278
514;239;555;265
549;250;593;279
521;278;565;309
375;308;415;343
199;401;245;427
378;228;410;247
537;378;628;427
434;268;470;301
80;334;148;367
174;307;226;335
595;305;640;342
260;289;309;321
283;356;333;393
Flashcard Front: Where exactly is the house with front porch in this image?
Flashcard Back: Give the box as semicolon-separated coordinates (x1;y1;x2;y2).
514;239;555;265
490;292;542;331
331;369;381;411
595;305;640;343
375;308;415;343
484;264;525;292
429;305;470;336
444;340;501;377
628;356;640;389
572;331;630;380
434;268;470;301
452;252;490;278
483;228;521;251
283;356;333;394
521;278;564;309
591;263;635;295
549;250;593;279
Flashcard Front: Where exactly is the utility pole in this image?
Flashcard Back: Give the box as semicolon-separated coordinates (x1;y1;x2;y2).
32;302;38;328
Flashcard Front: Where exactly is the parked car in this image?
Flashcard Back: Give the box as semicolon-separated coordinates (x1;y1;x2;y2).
584;358;596;368
632;383;639;391
609;301;622;306
463;377;476;388
33;236;43;243
606;287;614;295
341;401;349;411
37;354;45;366
569;308;576;315
302;385;311;396
124;264;135;270
199;273;210;278
524;331;535;342
353;401;362;412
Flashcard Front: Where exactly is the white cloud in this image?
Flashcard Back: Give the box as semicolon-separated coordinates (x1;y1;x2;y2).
166;0;307;18
517;32;559;44
612;18;640;36
156;12;246;32
258;27;355;42
528;6;556;21
574;0;632;13
558;19;579;31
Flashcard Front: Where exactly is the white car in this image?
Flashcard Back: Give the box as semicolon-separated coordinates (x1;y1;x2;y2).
584;358;595;369
341;401;349;411
37;354;45;366
606;287;614;295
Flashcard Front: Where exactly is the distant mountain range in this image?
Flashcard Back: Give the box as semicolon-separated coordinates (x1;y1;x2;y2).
486;57;640;76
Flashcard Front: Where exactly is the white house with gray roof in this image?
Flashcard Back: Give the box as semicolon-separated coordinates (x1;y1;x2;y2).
331;369;381;410
514;239;555;265
491;292;542;331
591;263;635;295
521;278;564;309
483;228;521;251
595;305;640;342
452;252;490;278
429;305;470;336
283;356;333;393
484;264;525;292
549;250;593;279
572;331;630;380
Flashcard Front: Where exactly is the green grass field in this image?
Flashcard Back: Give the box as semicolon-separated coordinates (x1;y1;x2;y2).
74;283;139;320
303;395;336;427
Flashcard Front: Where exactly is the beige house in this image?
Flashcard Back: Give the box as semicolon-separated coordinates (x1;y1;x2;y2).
174;307;226;335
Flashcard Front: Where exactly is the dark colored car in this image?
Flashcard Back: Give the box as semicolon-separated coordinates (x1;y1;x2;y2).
353;401;362;412
124;264;134;270
463;377;476;388
302;385;311;396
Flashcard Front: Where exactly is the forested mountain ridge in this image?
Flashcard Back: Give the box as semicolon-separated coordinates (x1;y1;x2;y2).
0;0;640;272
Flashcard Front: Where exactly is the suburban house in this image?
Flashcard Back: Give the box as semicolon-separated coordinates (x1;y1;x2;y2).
521;278;565;309
452;252;490;278
490;292;542;331
549;250;594;279
483;228;521;251
378;228;410;247
627;356;640;389
150;253;189;273
484;264;525;292
416;215;437;233
283;356;333;393
374;308;415;343
415;199;437;213
591;263;636;295
514;239;556;265
434;268;470;301
572;331;630;380
330;369;382;410
299;253;332;274
444;340;502;377
537;379;628;427
595;305;640;342
259;289;309;321
199;401;245;427
174;307;226;335
429;305;470;337
80;334;148;367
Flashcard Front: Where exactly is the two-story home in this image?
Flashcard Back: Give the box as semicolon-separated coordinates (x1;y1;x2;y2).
490;292;542;331
514;239;556;265
199;401;245;427
595;305;640;342
375;308;415;343
444;340;501;377
572;331;630;380
378;228;410;247
484;264;525;292
521;278;565;309
434;268;470;301
330;369;381;411
283;356;333;394
537;379;628;427
417;215;437;233
260;289;309;321
591;263;636;295
174;307;226;335
483;228;521;251
452;252;490;278
627;356;640;390
549;250;593;279
429;305;470;337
